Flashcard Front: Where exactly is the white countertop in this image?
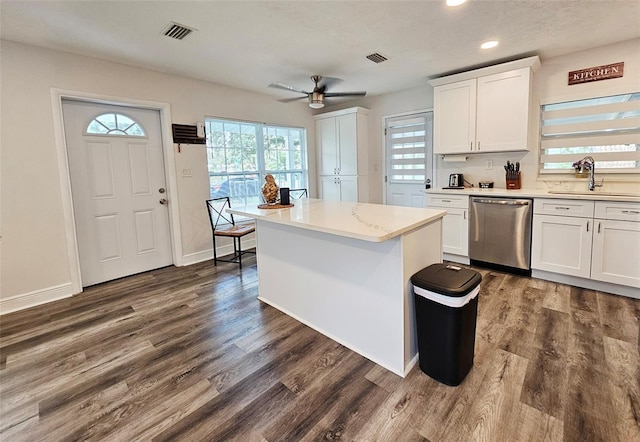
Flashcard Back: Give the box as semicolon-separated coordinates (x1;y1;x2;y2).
425;187;640;202
227;198;446;243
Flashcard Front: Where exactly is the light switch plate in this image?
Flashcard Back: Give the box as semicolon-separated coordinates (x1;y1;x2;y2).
485;160;493;170
182;168;192;177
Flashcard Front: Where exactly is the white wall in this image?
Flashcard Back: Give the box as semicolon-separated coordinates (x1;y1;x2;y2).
434;38;640;191
316;38;640;202
0;41;315;306
318;86;434;203
3;37;639;311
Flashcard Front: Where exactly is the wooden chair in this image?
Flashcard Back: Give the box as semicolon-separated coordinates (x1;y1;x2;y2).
206;197;255;268
289;188;308;199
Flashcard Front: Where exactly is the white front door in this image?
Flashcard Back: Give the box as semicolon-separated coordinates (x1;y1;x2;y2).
63;100;172;286
385;112;433;207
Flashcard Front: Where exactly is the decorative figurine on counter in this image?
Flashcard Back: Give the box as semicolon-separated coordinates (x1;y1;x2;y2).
261;174;279;205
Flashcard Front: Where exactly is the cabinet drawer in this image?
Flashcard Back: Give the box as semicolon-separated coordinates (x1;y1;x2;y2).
426;193;469;209
594;201;640;221
534;198;594;218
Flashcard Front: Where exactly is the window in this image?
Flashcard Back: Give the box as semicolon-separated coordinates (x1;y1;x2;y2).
540;92;640;174
205;118;307;208
386;113;432;182
86;113;145;136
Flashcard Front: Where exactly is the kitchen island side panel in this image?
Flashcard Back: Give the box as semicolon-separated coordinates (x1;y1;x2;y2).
401;221;443;373
254;219;441;376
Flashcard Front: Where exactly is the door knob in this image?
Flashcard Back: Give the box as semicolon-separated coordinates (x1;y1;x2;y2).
159;188;166;194
159;198;168;205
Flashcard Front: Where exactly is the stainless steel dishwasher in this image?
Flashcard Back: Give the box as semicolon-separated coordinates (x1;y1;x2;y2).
469;197;533;273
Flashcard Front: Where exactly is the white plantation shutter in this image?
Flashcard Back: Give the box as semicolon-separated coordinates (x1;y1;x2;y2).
540;92;640;174
387;115;429;183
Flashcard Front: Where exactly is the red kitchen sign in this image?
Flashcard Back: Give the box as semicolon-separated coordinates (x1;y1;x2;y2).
568;62;624;85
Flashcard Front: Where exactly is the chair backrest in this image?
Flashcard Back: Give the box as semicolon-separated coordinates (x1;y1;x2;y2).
206;197;235;231
290;188;308;199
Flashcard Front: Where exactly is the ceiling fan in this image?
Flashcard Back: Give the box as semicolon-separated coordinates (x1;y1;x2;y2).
269;75;366;109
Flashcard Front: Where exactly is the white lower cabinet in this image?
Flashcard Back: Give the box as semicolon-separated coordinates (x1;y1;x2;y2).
532;214;593;278
591;210;640;288
425;193;469;261
532;198;640;289
319;176;358;203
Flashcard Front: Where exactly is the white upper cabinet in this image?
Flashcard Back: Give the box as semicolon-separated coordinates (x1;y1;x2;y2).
433;79;476;154
476;68;531;152
430;56;539;155
315;107;369;202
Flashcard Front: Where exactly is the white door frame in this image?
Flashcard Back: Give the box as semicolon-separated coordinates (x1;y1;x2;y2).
51;88;183;294
380;108;433;205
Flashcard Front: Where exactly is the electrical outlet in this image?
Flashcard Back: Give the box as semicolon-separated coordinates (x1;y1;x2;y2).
485;160;493;170
182;168;192;177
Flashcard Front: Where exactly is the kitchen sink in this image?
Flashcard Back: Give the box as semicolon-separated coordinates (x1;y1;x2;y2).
548;190;640;197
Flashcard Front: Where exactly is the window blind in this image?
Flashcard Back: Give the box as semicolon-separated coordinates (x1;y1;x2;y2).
540;92;640;174
387;115;428;182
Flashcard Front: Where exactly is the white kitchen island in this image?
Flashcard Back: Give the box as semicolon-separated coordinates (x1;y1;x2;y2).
228;198;445;377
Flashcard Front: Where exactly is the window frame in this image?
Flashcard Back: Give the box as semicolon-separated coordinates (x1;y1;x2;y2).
538;91;640;176
84;112;147;138
205;117;308;209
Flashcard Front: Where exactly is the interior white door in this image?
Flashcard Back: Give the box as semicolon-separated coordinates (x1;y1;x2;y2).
385;112;433;207
63;100;172;286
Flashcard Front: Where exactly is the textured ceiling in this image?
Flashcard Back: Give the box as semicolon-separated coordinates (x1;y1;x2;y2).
2;0;640;104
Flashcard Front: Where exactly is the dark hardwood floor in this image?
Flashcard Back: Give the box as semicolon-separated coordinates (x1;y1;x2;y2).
1;257;639;441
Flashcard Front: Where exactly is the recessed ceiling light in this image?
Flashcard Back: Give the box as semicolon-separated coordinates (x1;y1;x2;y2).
446;0;467;6
481;40;499;49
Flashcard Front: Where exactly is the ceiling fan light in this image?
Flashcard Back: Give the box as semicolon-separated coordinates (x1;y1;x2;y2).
309;92;324;109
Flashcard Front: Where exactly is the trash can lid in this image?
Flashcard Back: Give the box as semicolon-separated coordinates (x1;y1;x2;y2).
411;263;482;297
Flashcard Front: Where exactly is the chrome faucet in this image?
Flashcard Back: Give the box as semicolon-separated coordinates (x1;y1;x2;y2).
576;156;603;191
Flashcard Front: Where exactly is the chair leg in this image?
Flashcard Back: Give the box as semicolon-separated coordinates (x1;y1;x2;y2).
213;235;218;266
238;236;242;269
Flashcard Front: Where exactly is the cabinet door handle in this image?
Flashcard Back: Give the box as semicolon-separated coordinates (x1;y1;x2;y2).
586;221;589;232
555;206;570;210
598;222;601;233
477;142;480;151
470;141;473;151
441;199;452;203
622;210;640;214
464;210;467;220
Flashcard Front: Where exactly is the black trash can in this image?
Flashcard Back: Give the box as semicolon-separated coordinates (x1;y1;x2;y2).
411;263;482;386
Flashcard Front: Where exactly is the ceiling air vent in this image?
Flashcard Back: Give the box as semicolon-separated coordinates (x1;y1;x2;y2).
366;52;388;64
162;22;196;40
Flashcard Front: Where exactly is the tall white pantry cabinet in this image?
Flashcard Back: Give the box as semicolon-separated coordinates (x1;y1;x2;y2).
314;107;369;202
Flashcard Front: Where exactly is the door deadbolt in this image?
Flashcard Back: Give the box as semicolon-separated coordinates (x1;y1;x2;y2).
159;188;166;194
159;198;168;205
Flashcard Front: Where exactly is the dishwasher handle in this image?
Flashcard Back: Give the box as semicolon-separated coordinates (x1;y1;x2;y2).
472;198;531;206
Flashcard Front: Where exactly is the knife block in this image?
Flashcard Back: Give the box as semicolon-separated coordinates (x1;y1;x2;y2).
506;173;521;190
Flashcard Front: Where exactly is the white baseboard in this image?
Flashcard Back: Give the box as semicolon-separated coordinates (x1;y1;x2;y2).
405;353;420;377
0;283;74;315
444;253;470;265
182;239;257;266
531;270;640;299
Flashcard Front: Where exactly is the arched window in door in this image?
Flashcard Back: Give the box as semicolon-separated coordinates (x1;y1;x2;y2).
85;112;146;137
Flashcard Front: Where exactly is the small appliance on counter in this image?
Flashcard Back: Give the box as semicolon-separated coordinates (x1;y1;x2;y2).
479;181;494;189
444;173;464;189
